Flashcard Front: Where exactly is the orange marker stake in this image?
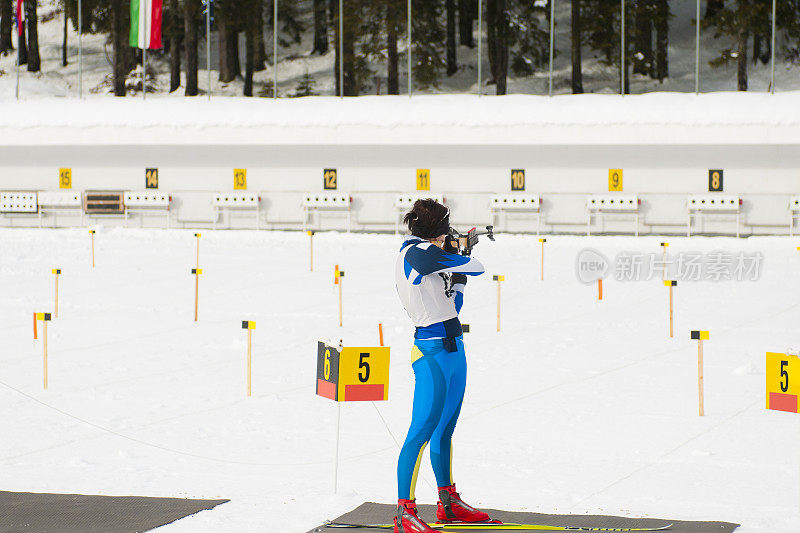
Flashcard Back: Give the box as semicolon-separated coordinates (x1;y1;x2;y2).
192;268;202;321
660;242;669;280
598;278;603;300
378;323;384;347
665;280;677;337
337;267;345;327
242;321;256;396
493;275;504;332
33;312;38;340
308;231;315;272
691;330;709;416
539;238;546;281
194;233;201;269
35;313;52;389
52;269;61;318
89;230;96;268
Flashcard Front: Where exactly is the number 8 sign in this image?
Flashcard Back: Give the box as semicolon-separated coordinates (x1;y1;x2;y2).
766;352;799;413
316;342;390;402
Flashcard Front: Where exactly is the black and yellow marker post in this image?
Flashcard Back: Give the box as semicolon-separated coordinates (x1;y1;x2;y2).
89;230;96;268
539;238;546;280
335;265;345;327
242;321;256;396
35;313;52;389
493;275;504;332
192;268;202;321
194;233;201;270
308;231;315;272
664;280;677;337
691;330;710;416
52;269;61;318
660;242;669;280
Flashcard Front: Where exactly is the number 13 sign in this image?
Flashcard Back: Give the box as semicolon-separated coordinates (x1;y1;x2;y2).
316;342;390;402
767;352;799;413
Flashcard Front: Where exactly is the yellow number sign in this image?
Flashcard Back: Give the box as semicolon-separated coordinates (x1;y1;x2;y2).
234;169;247;190
145;168;159;189
709;169;723;192
316;342;390;402
324;169;338;190
416;169;430;191
511;169;525;191
767;352;799;413
59;168;72;189
608;169;623;191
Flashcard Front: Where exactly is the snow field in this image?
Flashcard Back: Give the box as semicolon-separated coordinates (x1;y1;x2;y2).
1;228;799;532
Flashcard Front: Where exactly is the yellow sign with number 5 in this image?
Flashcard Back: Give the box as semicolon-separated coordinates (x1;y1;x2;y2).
316;342;390;402
766;352;799;413
608;169;623;191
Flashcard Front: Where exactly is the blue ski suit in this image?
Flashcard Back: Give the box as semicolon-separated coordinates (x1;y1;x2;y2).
394;236;485;500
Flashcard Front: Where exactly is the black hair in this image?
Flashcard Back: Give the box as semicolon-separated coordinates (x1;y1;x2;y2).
403;199;450;239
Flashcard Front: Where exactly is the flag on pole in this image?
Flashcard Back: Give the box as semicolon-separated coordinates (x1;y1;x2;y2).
16;0;24;36
130;0;163;49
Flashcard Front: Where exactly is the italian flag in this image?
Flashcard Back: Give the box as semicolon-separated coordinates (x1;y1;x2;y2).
130;0;163;49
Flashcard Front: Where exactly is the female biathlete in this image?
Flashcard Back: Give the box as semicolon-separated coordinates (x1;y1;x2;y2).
393;199;494;533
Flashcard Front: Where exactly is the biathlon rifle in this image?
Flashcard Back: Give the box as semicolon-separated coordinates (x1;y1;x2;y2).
448;225;495;256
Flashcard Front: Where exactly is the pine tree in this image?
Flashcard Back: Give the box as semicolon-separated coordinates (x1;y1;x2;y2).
386;0;401;94
653;0;668;81
0;0;12;53
313;0;328;54
112;0;126;95
458;0;475;47
571;0;583;94
184;0;200;95
411;0;445;89
292;70;318;96
446;0;457;75
167;0;182;92
25;0;40;71
62;0;68;66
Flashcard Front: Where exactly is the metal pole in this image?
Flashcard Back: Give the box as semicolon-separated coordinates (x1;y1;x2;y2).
477;0;481;96
407;0;411;97
206;0;211;99
78;0;83;97
274;0;278;98
620;0;624;96
695;0;700;94
340;0;344;97
548;0;554;96
334;402;341;493
770;0;776;94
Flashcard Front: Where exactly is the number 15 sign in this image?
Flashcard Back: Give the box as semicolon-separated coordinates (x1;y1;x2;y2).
767;352;799;413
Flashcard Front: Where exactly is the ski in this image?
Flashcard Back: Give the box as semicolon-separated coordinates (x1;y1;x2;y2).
323;520;673;531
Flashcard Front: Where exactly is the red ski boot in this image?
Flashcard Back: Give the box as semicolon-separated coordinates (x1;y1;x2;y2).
436;484;492;523
394;499;436;533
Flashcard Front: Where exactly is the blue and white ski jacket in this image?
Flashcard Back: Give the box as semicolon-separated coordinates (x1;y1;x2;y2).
395;236;485;340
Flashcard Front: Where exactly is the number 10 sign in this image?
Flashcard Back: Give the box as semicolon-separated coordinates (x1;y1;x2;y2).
767;352;799;413
316;342;390;402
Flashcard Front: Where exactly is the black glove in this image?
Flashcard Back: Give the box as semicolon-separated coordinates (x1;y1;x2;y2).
443;234;459;254
451;273;467;287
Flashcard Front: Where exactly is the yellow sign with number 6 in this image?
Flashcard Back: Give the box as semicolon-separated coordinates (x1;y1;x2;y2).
608;169;623;191
766;352;799;413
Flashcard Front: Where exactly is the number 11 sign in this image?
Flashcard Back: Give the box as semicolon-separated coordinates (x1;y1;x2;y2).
767;352;799;413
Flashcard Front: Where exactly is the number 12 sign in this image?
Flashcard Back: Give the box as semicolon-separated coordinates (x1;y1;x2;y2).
316;342;390;402
767;352;799;413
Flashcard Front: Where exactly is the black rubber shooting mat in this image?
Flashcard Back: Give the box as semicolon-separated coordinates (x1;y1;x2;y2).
0;490;229;533
310;502;739;532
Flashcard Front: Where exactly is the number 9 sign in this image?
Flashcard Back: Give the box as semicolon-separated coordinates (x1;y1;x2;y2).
608;169;623;191
316;341;390;402
766;352;799;414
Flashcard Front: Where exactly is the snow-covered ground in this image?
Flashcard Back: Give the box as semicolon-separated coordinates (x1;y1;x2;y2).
1;228;799;531
1;0;799;99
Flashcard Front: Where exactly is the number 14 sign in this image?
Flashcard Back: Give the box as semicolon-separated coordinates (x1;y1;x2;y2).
767;352;799;413
316;342;390;402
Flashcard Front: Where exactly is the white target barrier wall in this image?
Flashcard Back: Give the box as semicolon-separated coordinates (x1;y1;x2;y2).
687;195;742;238
212;192;261;229
791;196;800;236
0;192;38;213
124;191;172;228
489;194;542;234
394;193;446;234
37;191;83;227
587;195;640;236
303;192;352;232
